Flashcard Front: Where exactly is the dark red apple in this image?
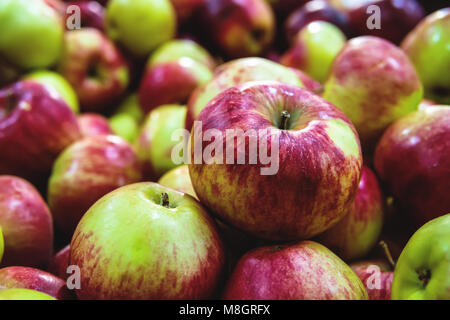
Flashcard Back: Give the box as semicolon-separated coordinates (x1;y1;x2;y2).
65;1;105;31
48;245;70;280
78;113;113;137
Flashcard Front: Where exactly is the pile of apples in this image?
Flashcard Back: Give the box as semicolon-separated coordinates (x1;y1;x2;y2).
0;0;449;300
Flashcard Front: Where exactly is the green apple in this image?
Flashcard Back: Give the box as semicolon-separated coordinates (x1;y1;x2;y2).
392;213;450;300
0;227;3;264
281;21;346;83
110;94;144;143
105;0;176;57
0;0;63;69
0;288;56;300
136;104;187;180
23;71;79;114
158;165;197;199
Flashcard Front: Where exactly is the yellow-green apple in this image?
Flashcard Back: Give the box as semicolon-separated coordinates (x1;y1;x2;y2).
0;0;64;69
109;94;144;143
323;36;423;156
374;106;450;227
105;0;176;57
401;8;450;104
392;213;450;299
186;57;305;130
70;182;225;299
136;104;187;180
58;28;129;112
189;81;362;240
48;135;142;238
0;81;81;183
48;245;70;280
281;21;346;83
64;1;105;31
198;0;275;58
23;70;80;114
0;176;53;268
158;165;198;199
78;113;113;137
223;240;368;299
350;259;393;300
0;288;56;300
0;266;73;300
316;166;385;261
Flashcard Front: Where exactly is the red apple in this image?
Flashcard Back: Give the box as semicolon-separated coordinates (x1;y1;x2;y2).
223;241;368;299
0;81;81;184
58;28;129;112
78;113;113;137
65;1;105;31
350;259;393;300
374;106;450;227
48;245;70;280
48;135;142;238
288;67;323;94
0;176;53;268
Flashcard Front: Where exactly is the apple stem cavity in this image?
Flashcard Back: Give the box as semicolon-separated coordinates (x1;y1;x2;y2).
160;192;170;208
417;268;431;287
379;240;396;269
279;110;291;130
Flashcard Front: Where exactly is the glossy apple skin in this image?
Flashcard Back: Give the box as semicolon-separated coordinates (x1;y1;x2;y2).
392;213;450;299
223;241;368;300
374;106;450;227
189;82;362;240
158;165;198;199
58;28;129;112
350;259;393;300
78;113;113;137
186;57;305;130
48;135;142;238
401;8;450;105
323;36;423;155
48;245;70;281
0;266;73;300
0;176;53;268
65;1;105;31
317;166;384;261
70;182;225;299
0;81;81;183
198;0;275;58
0;288;56;300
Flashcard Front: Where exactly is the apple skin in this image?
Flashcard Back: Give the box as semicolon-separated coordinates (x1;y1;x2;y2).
189;81;362;240
70;182;225;299
197;0;275;58
48;135;142;238
0;288;56;300
350;259;393;300
136;104;187;180
186;57;305;130
58;28;129;112
281;21;346;83
0;81;81;184
65;1;105;31
392;213;450;299
323;36;423;155
0;176;53;268
401;8;450;105
374;106;450;228
109;94;144;143
0;0;64;69
0;227;4;264
223;241;368;300
316;166;385;261
48;245;70;281
158;165;198;199
78;113;113;137
105;0;176;57
288;68;323;94
0;266;73;300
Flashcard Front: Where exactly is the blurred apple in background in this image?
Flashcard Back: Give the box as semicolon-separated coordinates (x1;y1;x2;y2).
281;21;346;83
58;28;129;112
350;258;393;300
78;113;113;137
65;1;105;31
109;94;144;143
48;135;142;238
0;176;53;268
48;245;70;280
0;288;56;300
401;8;450;105
374;106;450;228
158;165;198;199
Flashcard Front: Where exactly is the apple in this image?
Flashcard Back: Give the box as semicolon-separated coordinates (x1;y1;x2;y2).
323;36;423;156
70;182;225;299
0;176;53;268
65;1;105;31
401;8;450;104
48;135;142;238
158;165;198;199
197;0;275;58
0;227;4;264
58;28;129;112
136;104;187;180
189;81;362;240
186;57;305;130
23;70;79;114
0;266;73;300
105;0;176;57
289;67;323;94
109;94;144;143
350;259;393;300
48;245;70;280
223;240;368;299
0;0;64;69
78;113;113;137
316;166;385;261
0;288;56;300
392;213;450;299
281;21;346;83
374;106;450;227
418;99;437;110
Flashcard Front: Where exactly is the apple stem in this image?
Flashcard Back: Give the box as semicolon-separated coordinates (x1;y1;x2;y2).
379;240;396;269
161;192;170;208
280;111;290;130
